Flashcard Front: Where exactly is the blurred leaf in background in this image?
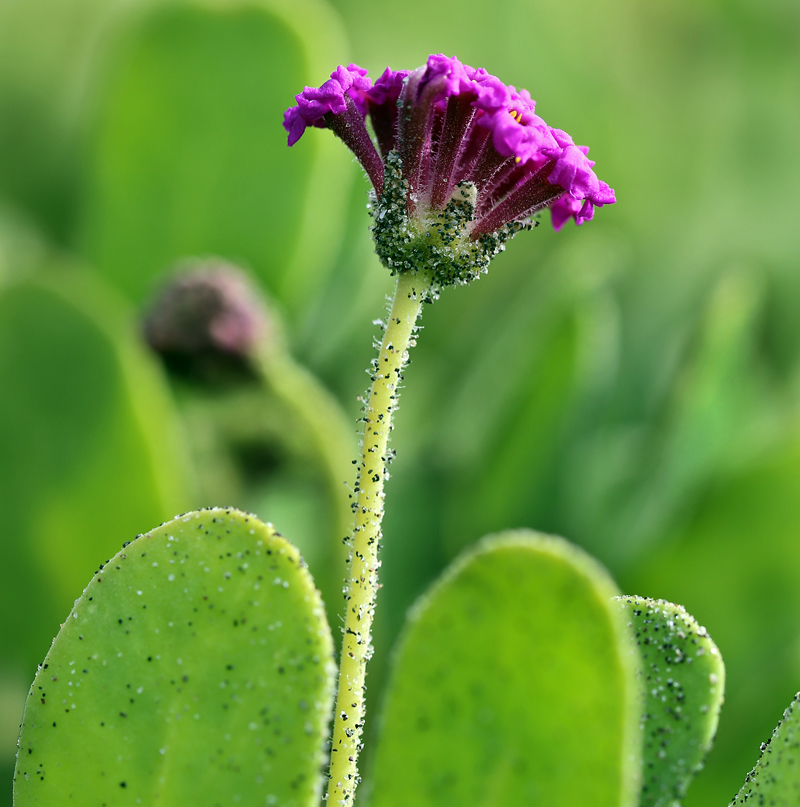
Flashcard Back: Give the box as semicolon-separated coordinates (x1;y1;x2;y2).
77;0;353;316
0;206;48;288
0;0;355;315
0;0;111;243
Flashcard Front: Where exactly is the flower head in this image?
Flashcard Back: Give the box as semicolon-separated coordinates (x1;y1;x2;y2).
284;55;615;286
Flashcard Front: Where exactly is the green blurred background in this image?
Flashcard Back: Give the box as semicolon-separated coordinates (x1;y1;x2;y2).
1;0;799;804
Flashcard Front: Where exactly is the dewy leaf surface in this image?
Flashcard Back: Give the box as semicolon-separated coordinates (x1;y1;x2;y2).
369;530;642;807
730;693;800;807
617;596;725;807
14;508;335;806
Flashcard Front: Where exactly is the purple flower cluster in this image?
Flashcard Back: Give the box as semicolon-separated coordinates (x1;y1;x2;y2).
284;55;615;233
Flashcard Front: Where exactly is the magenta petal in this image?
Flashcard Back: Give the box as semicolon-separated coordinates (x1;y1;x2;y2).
367;67;410;106
576;199;595;224
366;68;411;156
593;180;617;206
550;194;583;231
422;54;475;97
549;128;575;148
283;63;373;146
472;71;513;111
337;63;373;114
489;110;559;163
548;145;601;199
283;107;306;147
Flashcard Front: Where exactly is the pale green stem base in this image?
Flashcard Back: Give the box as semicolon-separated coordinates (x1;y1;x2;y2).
325;270;434;806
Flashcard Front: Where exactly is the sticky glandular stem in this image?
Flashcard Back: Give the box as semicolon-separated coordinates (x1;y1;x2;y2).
325;269;433;806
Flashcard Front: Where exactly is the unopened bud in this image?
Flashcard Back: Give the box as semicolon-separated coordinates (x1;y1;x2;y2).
143;260;272;380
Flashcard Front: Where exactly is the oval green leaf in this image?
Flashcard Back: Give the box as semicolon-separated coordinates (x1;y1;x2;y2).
617;596;725;807
14;508;335;806
369;530;642;807
730;693;800;807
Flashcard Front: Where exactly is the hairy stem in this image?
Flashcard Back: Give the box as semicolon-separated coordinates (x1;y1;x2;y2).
326;269;434;806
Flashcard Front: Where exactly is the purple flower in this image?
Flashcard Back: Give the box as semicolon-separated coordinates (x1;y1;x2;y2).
284;55;616;284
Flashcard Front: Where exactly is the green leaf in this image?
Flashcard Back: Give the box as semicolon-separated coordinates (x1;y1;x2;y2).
78;0;352;315
369;530;642;807
617;596;725;807
729;693;800;807
0;0;115;240
14;508;336;806
0;205;47;288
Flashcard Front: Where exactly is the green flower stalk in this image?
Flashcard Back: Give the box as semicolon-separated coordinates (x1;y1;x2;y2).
284;53;616;805
329;269;433;804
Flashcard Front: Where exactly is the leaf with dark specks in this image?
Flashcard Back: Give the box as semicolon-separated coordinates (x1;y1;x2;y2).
617;596;725;807
730;693;800;807
13;508;335;806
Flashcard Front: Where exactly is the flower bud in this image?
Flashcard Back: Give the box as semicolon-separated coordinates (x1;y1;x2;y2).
143;260;271;381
